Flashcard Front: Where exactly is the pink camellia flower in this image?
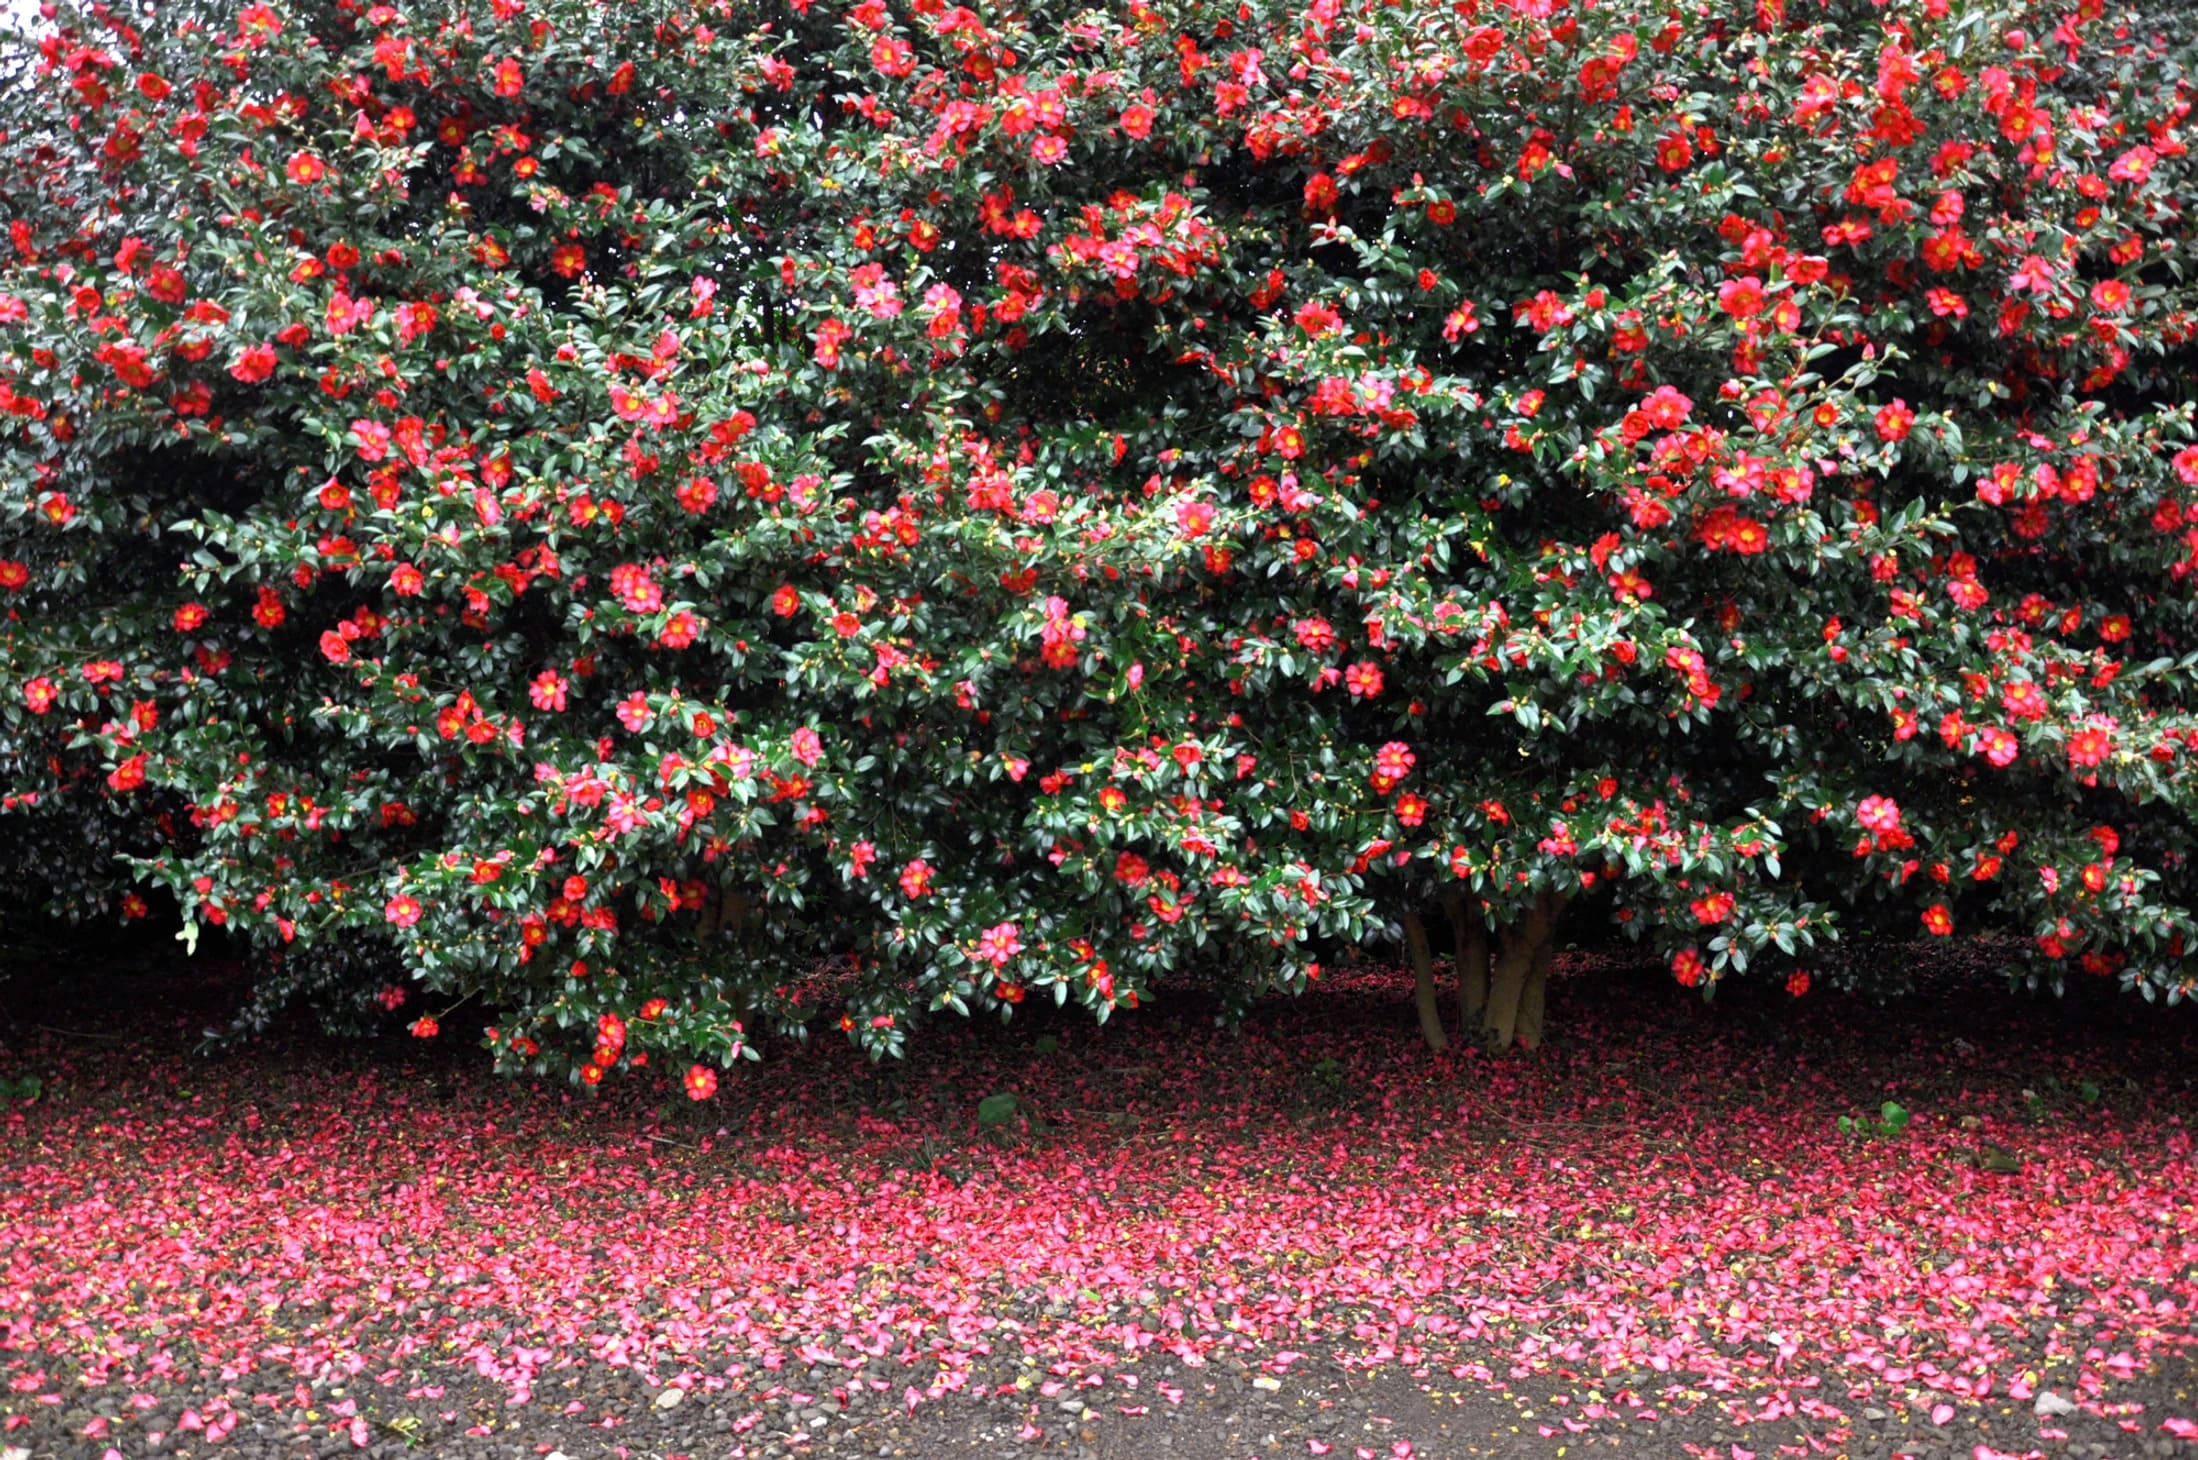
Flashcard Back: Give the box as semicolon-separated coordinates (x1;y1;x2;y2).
1640;384;1693;428
975;921;1022;967
384;894;423;928
1175;499;1216;539
1856;795;1901;833
790;727;823;766
616;693;653;732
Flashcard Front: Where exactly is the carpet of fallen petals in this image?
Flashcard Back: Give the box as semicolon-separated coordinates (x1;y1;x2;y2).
1;954;2194;1460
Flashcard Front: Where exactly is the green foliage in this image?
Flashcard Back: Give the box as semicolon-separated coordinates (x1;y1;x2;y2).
1838;1101;1911;1140
976;1091;1020;1129
3;0;2198;1082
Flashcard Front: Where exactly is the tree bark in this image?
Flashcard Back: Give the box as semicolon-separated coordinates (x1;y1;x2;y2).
1516;937;1553;1051
1403;911;1448;1052
1482;939;1531;1052
1445;893;1488;1028
1479;890;1567;1051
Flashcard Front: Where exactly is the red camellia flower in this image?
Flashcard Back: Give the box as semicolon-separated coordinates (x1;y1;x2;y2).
1874;399;1916;441
1921;903;1955;936
1293;300;1341;336
410;1017;439;1038
1343;662;1384;698
384;894;423;928
285;151;326;185
2068;721;2114;769
684;1064;718;1100
1717;275;1766;318
0;559;24;590
229;344;278;383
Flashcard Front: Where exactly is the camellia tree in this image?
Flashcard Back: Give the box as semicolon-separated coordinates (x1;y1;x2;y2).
2;0;2196;1082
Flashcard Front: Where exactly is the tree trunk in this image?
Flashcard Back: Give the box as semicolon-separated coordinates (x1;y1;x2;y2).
1445;893;1488;1029
1479;890;1567;1051
1481;940;1532;1052
1516;937;1553;1051
1402;911;1448;1052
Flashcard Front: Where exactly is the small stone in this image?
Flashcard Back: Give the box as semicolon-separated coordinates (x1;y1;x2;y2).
546;1453;572;1460
1251;1377;1282;1392
1057;1398;1085;1414
1862;1408;1888;1422
2032;1390;2077;1419
654;1387;686;1411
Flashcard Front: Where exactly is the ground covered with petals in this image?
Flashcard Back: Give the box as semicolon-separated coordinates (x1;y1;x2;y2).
2;951;2195;1460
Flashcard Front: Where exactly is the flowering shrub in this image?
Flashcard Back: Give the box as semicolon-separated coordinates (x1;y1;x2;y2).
4;0;2198;1077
